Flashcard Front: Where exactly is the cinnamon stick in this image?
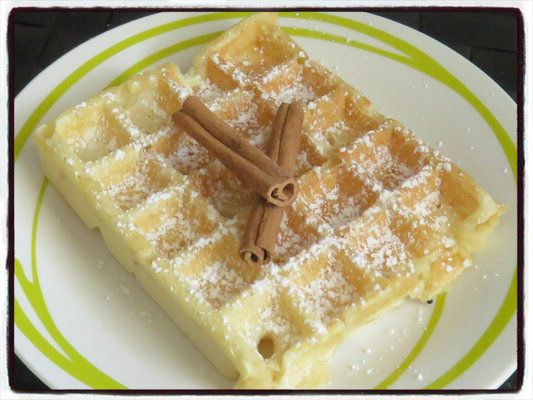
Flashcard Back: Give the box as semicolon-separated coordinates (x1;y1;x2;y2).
239;104;288;265
172;99;298;207
182;96;291;178
239;102;304;267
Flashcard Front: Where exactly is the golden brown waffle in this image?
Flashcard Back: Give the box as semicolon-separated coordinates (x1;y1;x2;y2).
34;13;505;388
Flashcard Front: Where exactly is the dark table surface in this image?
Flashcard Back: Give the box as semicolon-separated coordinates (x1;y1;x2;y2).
11;10;519;391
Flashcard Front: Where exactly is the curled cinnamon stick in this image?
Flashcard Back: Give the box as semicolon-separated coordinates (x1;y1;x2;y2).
172;98;298;207
239;102;304;267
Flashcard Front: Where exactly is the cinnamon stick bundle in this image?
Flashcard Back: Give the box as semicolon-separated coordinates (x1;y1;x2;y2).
239;102;304;267
172;96;298;207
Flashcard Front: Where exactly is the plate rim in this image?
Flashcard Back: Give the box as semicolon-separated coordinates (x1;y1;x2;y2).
13;10;518;390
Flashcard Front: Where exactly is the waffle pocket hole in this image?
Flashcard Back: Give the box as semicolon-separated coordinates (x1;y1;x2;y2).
257;335;275;359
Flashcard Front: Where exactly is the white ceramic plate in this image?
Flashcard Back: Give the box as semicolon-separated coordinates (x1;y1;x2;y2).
14;11;518;390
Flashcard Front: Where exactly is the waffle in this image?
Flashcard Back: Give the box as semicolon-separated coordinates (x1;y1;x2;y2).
33;13;505;389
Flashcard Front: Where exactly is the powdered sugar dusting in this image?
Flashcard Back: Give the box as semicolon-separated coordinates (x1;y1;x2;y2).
286;258;357;329
186;259;249;309
346;219;413;276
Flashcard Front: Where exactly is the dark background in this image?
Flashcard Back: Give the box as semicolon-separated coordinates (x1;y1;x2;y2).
12;10;518;391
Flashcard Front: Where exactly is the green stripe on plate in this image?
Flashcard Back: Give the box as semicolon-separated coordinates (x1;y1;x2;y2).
15;179;126;388
15;12;516;389
375;293;447;389
107;31;220;88
425;269;517;389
